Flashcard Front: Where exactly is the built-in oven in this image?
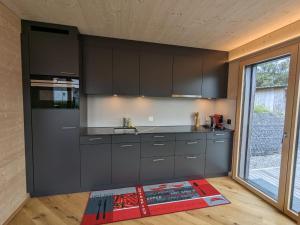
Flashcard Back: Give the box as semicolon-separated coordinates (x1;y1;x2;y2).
30;76;79;109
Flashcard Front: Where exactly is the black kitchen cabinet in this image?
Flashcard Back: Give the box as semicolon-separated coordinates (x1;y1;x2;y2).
205;138;232;177
174;155;205;178
202;51;228;98
32;109;80;195
29;28;79;77
140;52;173;96
173;53;203;96
112;143;140;185
82;37;113;94
140;156;174;182
113;48;140;95
81;144;111;190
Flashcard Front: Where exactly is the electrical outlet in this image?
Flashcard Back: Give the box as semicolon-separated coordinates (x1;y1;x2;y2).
148;116;154;122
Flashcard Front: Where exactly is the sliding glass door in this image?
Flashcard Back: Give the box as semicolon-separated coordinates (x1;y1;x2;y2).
239;56;291;201
233;44;299;214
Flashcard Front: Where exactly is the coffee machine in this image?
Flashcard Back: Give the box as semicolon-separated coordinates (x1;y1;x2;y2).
209;114;224;130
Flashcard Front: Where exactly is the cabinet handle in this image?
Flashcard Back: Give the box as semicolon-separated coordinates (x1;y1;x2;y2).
186;156;197;159
153;143;165;146
153;158;165;162
120;144;133;148
88;137;103;141
60;71;76;75
61;126;77;130
153;135;165;138
187;141;198;145
215;133;225;136
215;140;225;143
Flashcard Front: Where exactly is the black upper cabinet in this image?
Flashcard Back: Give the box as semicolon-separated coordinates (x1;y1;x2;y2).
113;48;140;95
202;51;228;98
82;37;113;95
29;28;79;77
140;52;173;97
173;53;203;96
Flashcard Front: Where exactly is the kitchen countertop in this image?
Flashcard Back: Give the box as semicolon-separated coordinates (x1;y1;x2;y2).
80;125;234;136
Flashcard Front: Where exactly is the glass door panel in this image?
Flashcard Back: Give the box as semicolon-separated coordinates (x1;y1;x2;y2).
239;56;291;200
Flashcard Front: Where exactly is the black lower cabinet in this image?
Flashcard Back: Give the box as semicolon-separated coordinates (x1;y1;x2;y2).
81;144;111;190
174;155;205;178
32;109;80;195
140;157;174;182
112;143;140;185
205;139;232;177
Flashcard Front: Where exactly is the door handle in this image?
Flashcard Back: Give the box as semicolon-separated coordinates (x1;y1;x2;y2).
215;133;225;136
186;156;197;159
120;144;133;148
215;140;225;143
153;158;165;162
153;143;165;146
60;71;76;75
61;126;77;130
187;141;198;145
88;137;103;141
153;135;165;138
282;132;288;143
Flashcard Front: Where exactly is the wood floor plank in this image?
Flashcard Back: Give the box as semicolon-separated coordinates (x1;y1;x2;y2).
7;177;296;225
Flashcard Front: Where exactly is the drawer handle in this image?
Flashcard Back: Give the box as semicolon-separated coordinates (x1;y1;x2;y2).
153;135;165;138
187;141;198;145
60;71;76;75
215;133;225;136
88;137;103;141
120;144;133;148
61;126;77;130
186;156;197;159
215;140;225;143
153;158;165;162
153;143;165;146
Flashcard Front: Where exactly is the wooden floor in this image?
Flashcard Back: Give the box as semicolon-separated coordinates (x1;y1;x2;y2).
7;177;296;225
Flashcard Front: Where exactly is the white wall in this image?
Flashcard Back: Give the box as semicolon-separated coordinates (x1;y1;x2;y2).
87;96;236;129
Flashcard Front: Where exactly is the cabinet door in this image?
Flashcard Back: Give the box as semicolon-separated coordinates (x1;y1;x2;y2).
81;144;111;190
113;48;140;95
140;52;173;96
202;51;228;98
29;30;79;76
205;139;232;177
32;109;80;195
175;155;205;178
83;38;113;94
112;143;140;185
140;156;174;182
173;54;203;96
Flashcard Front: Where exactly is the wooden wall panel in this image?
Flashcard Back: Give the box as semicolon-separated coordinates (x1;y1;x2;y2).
0;3;27;224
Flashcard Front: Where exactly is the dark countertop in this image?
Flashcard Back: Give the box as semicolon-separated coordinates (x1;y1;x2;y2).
80;125;234;136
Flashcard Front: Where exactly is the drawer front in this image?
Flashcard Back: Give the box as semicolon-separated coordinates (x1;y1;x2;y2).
207;132;232;140
140;156;174;182
175;140;206;155
176;133;206;141
205;139;232;177
80;135;111;144
141;141;175;158
80;144;111;189
141;133;175;142
112;143;140;185
112;134;140;143
174;155;205;178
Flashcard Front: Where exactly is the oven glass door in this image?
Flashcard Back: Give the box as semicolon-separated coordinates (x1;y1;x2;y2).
31;85;79;109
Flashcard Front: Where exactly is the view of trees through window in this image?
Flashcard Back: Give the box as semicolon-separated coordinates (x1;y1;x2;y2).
256;57;290;88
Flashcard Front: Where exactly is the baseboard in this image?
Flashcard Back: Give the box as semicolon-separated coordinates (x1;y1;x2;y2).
3;195;30;225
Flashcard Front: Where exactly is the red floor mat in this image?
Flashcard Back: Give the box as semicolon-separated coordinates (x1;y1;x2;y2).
81;179;230;225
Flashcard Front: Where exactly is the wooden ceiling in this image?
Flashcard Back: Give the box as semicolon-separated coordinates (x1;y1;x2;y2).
2;0;300;51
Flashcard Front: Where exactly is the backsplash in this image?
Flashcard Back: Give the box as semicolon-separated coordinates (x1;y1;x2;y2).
87;96;236;128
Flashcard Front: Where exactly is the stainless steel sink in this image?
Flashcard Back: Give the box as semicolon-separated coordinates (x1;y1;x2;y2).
114;127;137;134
